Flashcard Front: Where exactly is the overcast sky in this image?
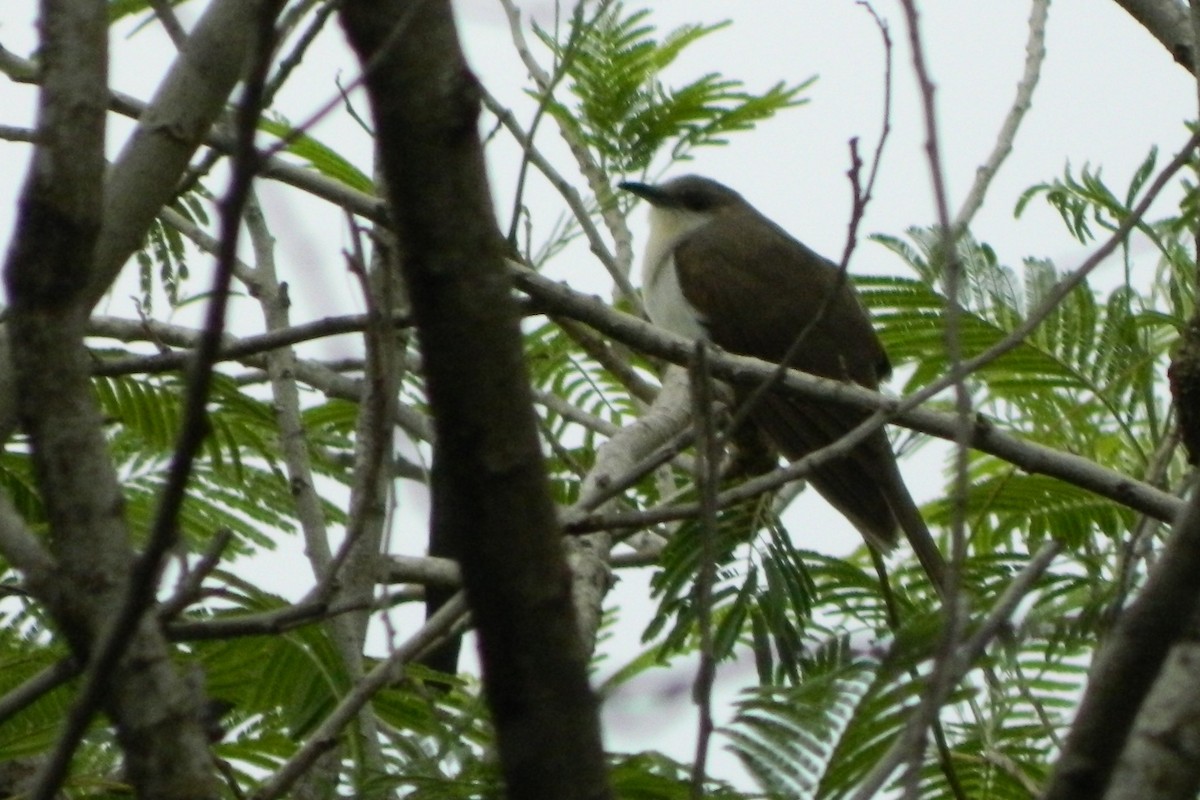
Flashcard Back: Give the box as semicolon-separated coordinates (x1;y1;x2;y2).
0;0;1196;786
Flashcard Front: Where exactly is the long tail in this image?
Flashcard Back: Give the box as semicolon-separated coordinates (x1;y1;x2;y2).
876;453;948;597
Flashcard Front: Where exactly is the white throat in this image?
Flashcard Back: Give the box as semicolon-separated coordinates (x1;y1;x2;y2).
640;206;711;340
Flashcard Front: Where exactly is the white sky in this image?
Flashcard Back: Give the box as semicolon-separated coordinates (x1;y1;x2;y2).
0;0;1196;789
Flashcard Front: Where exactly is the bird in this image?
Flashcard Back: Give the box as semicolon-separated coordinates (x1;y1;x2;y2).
620;175;946;590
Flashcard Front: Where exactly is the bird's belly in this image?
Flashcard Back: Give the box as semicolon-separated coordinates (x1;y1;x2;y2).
643;253;708;341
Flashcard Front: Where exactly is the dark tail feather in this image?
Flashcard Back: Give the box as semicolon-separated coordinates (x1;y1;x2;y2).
752;394;947;593
752;395;898;550
875;453;948;596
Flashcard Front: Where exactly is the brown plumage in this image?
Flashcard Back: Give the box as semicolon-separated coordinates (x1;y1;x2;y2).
622;175;945;588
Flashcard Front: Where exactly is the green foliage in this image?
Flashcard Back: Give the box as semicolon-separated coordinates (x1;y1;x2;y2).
534;2;810;174
90;371;349;554
134;188;208;313
865;224;1179;475
609;751;743;798
259;116;375;195
587;138;1193;796
193;575;501;798
8;2;1196;799
1015;148;1163;246
0;632;72;760
108;0;187;25
648;506;827;684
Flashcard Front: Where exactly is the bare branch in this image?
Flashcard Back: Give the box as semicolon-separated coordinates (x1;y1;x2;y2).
246;193;336;578
0;659;80;726
378;554;460;587
88;0;270;308
157;528;235;620
952;0;1050;233
896;4;975;790
88;313;435;443
563;368;692;650
1105;612;1200;799
166;590;417;641
148;0;188;48
0;492;54;582
1112;0;1193;68
0;124;35;142
90;312;410;375
514;266;1184;527
480;88;620;280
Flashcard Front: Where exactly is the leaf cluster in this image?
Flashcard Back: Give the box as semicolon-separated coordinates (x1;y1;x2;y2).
534;2;810;174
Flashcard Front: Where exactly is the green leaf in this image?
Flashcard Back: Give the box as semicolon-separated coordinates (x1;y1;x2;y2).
258;116;375;194
535;3;809;173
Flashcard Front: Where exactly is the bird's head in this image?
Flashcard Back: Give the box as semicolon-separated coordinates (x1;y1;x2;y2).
619;175;746;246
618;175;745;214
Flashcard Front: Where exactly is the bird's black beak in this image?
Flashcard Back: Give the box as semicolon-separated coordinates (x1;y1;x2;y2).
618;180;667;206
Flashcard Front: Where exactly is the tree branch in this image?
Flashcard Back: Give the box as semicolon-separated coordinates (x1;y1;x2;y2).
1044;486;1200;800
4;0;222;795
338;2;612;798
952;0;1049;233
514;266;1183;527
1111;0;1194;68
88;0;268;308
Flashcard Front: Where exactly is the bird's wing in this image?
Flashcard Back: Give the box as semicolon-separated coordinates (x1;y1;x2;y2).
672;209;890;387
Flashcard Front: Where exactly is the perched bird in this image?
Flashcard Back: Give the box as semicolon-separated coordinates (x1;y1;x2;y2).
620;175;945;588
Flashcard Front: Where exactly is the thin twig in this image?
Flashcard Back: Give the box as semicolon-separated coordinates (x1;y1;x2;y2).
90;311;411;376
559;426;695;527
166;588;418;641
0;659;80;725
896;3;970;788
480;89;625;292
0;124;36;142
90;309;434;440
157;528;235;620
951;0;1049;234
331;217;396;596
842;1;894;270
262;0;342;109
147;0;188;48
247;189;336;576
688;343;719;798
501;4;588;249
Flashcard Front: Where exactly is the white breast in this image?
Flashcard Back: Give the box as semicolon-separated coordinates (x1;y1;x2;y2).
640;206;710;341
